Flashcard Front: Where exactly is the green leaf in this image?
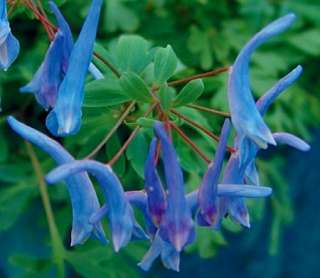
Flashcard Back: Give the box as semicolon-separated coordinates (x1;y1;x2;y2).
0;164;31;183
104;0;139;33
136;117;158;128
106;134;126;177
119;72;152;102
173;79;204;107
66;247;139;278
158;84;174;111
126;131;148;178
0;182;37;231
154;45;178;84
288;29;320;56
84;78;130;107
116;35;152;74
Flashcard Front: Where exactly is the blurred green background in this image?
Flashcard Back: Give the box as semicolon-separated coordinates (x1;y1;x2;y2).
1;0;320;277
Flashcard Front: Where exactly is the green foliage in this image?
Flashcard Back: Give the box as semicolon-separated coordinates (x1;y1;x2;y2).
1;0;320;276
174;79;204;107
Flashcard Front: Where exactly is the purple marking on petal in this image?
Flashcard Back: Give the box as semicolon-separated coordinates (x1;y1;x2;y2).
46;0;103;136
154;122;195;252
145;138;167;225
197;119;231;226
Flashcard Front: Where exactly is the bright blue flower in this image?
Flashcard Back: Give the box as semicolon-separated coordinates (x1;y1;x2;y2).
154;122;195;252
7;116;106;246
228;13;297;154
138;231;180;272
20;1;103;110
46;160;148;252
0;0;19;70
222;65;309;227
197;119;231;227
46;0;103;137
145;138;167;226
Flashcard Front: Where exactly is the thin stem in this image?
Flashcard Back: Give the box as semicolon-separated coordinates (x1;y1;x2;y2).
84;101;136;159
170;122;210;164
93;52;121;78
107;103;157;167
167;66;229;87
25;142;65;278
187;103;231;117
170;109;236;153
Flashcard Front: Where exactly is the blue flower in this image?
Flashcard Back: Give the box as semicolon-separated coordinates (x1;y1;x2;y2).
144;138;167;226
197;119;231;227
222;65;310;227
153;122;195;252
20;1;103;110
0;0;20;70
46;0;103;137
228;13;297;153
7;116;106;246
46;160;148;252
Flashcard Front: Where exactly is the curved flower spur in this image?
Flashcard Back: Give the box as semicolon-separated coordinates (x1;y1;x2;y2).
7;116;106;246
46;0;104;137
45;160;148;252
0;0;20;69
20;1;103;111
228;13;297;158
139;122;273;271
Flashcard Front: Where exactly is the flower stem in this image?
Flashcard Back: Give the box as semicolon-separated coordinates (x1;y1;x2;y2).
25;142;65;278
187;103;231;117
84;101;136;159
170;109;235;153
107;103;157;167
93;52;121;78
167;66;230;87
170;122;210;164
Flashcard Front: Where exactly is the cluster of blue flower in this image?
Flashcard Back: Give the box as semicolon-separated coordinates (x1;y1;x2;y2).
2;0;310;272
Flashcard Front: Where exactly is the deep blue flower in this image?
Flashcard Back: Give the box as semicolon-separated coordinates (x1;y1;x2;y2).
222;65;310;227
197;119;231;227
228;13;297;155
7;116;106;246
153;122;195;252
46;0;103;137
46;160;148;252
144;138;167;226
0;0;20;69
20;1;103;110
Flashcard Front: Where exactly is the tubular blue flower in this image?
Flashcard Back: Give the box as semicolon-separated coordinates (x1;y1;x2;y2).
138;231;180;272
46;160;148;252
145;138;167;226
154;122;195;252
0;0;20;70
228;13;297;153
7;116;106;246
46;0;103;137
197;119;231;227
20;1;103;110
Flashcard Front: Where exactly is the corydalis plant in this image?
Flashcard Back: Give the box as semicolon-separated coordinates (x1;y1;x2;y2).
4;5;312;274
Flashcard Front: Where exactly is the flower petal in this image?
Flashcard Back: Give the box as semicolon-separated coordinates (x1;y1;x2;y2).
197;119;231;227
154;122;195;252
0;31;19;70
273;132;311;151
228;14;296;150
256;65;303;116
46;160;146;251
46;0;103;136
7;116;106;246
145;138;166;225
